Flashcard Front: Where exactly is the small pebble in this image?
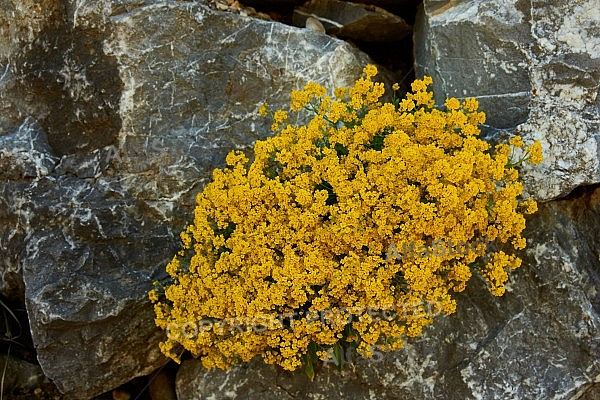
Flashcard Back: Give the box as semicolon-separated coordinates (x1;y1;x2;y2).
112;389;131;400
305;16;326;34
216;2;229;11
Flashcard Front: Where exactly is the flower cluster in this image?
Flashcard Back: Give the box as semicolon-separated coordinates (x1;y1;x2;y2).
150;65;542;376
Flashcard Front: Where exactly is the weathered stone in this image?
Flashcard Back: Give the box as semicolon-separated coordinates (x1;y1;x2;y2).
294;0;412;42
0;354;46;394
21;175;172;398
0;119;58;300
0;1;376;398
176;359;370;400
305;16;327;33
2;0;597;398
175;186;600;399
414;0;600;200
0;118;58;181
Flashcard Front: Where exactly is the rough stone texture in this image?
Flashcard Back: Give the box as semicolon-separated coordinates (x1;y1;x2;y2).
0;354;46;393
0;1;375;398
0;118;58;181
175;186;600;399
1;0;598;398
414;0;600;201
0;119;58;300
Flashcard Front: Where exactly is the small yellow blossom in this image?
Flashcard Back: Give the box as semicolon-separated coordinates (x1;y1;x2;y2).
334;87;347;99
273;110;288;123
290;89;309;111
411;78;428;93
509;136;524;148
363;64;378;78
462;98;479;112
148;290;159;303
444;98;461;111
258;103;269;116
528;140;543;165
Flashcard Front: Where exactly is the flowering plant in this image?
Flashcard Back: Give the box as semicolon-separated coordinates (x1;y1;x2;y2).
150;65;542;378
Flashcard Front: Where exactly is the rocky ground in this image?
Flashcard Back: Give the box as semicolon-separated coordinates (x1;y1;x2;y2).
1;0;415;398
1;0;599;398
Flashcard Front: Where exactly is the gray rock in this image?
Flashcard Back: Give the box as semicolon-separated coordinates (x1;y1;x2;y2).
0;354;46;393
414;0;600;201
0;118;58;181
174;187;600;399
176;358;371;400
21;175;173;398
294;0;412;42
414;1;532;130
1;1;376;398
0;119;58;300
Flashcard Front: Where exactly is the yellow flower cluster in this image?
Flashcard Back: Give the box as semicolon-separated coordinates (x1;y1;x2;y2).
150;65;542;373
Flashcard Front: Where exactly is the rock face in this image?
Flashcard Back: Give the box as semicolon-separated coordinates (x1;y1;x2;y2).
1;0;599;399
0;1;373;398
176;187;600;399
0;119;58;300
414;0;600;200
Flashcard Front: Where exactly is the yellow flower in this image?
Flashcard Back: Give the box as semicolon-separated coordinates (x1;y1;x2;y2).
148;289;159;303
444;98;460;111
411;79;427;93
509;136;524;148
521;198;538;214
153;65;538;375
304;81;326;98
258;103;269;116
462;98;479;112
290;89;309;111
363;64;378;78
528;140;543;165
273;110;288;123
334;87;347;99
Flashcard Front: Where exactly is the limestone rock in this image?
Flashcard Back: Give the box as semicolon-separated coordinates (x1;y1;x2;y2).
414;0;600;200
175;187;600;399
176;359;372;400
0;119;57;300
1;1;375;398
0;118;58;180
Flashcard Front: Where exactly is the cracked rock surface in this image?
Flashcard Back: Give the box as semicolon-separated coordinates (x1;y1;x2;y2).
414;0;600;201
1;0;599;398
0;1;372;398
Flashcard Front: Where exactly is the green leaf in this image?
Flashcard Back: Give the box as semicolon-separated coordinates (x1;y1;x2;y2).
303;354;315;381
334;143;349;157
333;343;343;371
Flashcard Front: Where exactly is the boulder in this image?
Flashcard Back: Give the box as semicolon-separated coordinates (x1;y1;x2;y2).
0;119;58;300
1;1;375;398
175;186;600;399
414;0;600;201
